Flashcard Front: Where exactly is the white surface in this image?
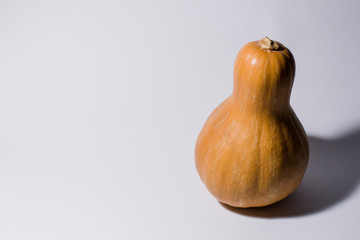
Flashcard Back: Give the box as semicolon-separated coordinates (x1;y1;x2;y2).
0;0;359;239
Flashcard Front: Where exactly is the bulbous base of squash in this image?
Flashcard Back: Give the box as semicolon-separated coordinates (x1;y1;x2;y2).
195;99;309;208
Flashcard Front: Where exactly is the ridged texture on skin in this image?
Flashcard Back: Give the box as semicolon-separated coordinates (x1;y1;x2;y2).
195;39;309;208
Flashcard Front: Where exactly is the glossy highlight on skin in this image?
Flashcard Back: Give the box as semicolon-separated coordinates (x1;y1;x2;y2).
195;37;309;208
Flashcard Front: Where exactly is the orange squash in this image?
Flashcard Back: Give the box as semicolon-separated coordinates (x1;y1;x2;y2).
195;37;309;208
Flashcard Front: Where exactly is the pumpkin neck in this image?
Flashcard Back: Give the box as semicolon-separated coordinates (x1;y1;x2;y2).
231;39;295;114
232;84;292;114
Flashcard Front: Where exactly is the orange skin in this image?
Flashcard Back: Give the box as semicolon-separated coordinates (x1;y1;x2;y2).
195;39;309;208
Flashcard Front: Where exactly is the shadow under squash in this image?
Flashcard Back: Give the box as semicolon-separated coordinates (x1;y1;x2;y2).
220;128;360;218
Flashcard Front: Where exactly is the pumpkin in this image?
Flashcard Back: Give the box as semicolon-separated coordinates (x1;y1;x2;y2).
195;37;309;208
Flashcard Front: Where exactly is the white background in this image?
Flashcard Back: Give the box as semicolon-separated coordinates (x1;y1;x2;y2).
0;0;359;239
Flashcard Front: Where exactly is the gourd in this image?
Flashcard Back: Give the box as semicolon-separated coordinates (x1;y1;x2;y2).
195;37;309;208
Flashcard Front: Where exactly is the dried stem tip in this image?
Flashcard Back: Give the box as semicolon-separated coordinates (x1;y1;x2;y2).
259;37;279;50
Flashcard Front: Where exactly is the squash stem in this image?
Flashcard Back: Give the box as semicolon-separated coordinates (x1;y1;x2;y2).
259;37;279;50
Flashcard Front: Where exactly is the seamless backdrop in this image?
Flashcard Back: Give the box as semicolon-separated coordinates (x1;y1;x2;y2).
0;0;359;239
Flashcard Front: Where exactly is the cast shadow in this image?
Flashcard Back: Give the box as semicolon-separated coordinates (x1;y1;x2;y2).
220;128;360;218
